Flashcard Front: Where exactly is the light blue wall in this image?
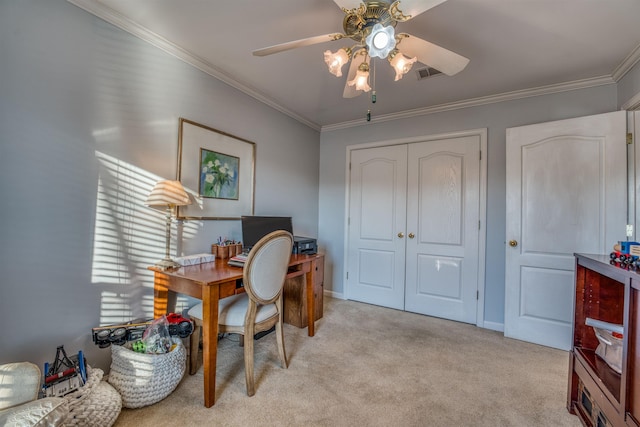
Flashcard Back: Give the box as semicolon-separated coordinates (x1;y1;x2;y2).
618;60;640;108
0;0;319;371
319;86;620;328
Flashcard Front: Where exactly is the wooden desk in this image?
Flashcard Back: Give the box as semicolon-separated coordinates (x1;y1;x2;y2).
150;253;322;408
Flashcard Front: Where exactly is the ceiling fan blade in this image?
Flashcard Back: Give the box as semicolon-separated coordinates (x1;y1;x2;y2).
253;33;344;56
343;53;367;98
397;33;469;76
393;0;448;20
333;0;364;11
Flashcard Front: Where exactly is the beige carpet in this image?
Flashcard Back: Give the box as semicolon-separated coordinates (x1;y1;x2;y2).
113;297;581;427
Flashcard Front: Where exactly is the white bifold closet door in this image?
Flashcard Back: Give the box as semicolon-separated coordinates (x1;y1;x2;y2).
347;134;482;324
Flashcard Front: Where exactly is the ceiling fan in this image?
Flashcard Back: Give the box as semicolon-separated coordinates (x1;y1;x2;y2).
253;0;469;99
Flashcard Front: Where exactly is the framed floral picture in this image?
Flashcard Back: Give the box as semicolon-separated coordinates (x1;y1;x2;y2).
199;149;239;199
176;118;255;219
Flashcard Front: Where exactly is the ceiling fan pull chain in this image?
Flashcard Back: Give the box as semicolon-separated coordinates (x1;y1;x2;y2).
371;60;377;104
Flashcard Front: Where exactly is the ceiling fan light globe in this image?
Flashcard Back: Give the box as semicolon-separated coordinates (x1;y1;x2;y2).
365;23;396;59
373;32;389;49
389;51;417;81
324;48;351;77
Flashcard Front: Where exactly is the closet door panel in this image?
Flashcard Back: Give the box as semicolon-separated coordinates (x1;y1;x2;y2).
346;145;407;309
405;136;481;323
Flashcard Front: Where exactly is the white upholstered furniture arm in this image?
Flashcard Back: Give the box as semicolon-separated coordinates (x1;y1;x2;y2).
0;362;68;427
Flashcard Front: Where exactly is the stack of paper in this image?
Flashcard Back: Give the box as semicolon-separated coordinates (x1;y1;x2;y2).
174;253;216;266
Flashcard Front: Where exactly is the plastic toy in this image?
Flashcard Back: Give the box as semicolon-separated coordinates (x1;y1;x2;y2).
131;340;146;353
91;313;194;348
610;240;640;268
42;346;86;397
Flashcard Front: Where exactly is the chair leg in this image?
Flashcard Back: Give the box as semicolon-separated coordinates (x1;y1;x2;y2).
276;319;287;369
244;323;256;396
189;320;201;375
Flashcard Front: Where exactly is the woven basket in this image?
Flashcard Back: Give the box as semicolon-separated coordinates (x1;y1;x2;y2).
107;337;186;408
64;366;122;426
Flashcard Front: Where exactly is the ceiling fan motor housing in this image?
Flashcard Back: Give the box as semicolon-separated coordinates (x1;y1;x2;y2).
343;1;397;43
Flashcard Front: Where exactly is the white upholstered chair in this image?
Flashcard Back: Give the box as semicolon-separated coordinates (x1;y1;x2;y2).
0;362;68;426
188;230;294;396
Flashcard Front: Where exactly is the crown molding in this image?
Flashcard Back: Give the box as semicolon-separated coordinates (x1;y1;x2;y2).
622;91;640;111
612;43;640;82
66;0;321;131
321;75;615;132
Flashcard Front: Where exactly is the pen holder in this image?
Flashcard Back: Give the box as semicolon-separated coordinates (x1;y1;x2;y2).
212;244;230;259
228;244;237;258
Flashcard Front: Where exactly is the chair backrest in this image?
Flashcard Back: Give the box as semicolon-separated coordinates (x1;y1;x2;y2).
243;230;294;305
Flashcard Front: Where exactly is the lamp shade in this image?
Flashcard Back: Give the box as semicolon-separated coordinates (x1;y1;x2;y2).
145;180;191;207
389;50;417;81
324;48;351;77
347;62;371;92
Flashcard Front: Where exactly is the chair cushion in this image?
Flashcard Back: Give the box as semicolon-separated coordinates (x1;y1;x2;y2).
187;294;277;327
0;397;68;427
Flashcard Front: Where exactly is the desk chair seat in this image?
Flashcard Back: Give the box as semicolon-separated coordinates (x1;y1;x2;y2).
188;294;278;326
187;230;294;397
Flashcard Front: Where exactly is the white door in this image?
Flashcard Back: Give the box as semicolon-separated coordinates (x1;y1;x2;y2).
505;111;627;350
347;134;483;323
347;145;407;310
404;136;481;323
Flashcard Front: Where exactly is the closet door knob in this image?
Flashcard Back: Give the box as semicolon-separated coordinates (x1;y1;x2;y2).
509;240;518;247
408;233;415;239
398;232;404;238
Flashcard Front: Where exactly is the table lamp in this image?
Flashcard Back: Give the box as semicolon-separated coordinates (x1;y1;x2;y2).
145;180;191;269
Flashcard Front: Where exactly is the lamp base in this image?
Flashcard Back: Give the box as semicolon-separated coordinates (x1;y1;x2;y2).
154;257;182;270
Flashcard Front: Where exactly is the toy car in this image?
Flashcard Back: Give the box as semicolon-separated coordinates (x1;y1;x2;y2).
165;313;194;338
610;240;640;268
91;313;193;348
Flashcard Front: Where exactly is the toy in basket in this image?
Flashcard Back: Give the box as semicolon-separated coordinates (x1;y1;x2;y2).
586;317;623;374
91;313;193;348
42;345;87;398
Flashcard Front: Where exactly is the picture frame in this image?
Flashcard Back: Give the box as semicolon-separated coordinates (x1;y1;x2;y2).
176;118;255;220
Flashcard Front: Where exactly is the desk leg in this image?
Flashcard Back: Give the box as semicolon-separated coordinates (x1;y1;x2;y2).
306;262;315;337
153;272;177;317
201;284;220;408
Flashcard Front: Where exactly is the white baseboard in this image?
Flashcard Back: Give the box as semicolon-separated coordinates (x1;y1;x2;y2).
482;321;504;332
324;290;345;300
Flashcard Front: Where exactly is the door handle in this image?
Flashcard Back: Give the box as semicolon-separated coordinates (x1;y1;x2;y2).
509;240;518;247
408;233;415;239
398;232;404;238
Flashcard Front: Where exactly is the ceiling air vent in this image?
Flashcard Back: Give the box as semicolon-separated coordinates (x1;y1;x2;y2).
416;67;443;80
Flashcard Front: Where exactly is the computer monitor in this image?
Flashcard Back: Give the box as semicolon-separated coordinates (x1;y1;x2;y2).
240;216;293;251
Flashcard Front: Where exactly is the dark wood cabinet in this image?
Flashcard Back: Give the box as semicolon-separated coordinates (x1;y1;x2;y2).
568;253;640;426
283;254;324;328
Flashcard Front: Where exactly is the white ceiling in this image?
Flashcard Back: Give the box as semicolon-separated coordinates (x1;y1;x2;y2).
69;0;640;131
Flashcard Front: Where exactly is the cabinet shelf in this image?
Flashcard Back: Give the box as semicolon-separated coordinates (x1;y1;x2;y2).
574;347;621;404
